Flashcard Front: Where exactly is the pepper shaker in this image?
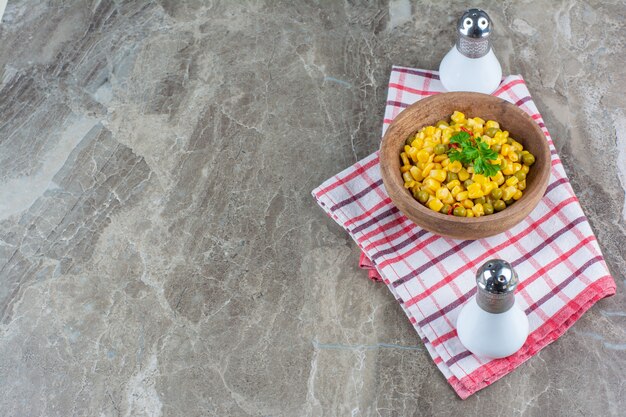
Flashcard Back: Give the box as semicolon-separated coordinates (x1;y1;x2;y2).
456;259;529;358
439;8;503;94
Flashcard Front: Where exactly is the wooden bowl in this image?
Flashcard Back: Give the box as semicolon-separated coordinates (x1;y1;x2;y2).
380;92;551;240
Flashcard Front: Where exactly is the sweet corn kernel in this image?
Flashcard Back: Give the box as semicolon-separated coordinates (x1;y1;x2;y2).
401;152;410;166
451;111;465;123
436;187;451;201
421;186;435;196
434;163;443;170
404;181;415;189
472;174;487;185
467;166;474;174
411;137;423;149
503;186;517;201
428;198;444;212
509;151;519;162
482;182;495;195
443;195;455;205
456;191;469;202
447;180;461;190
513;163;522;172
450;185;463;198
492;171;505;185
501;144;511;157
513;190;523;200
434;154;447;162
441;158;450;167
518;180;526;190
416;149;430;164
521;165;529;174
402;172;413;183
429;169;447;183
422;162;435;177
462;199;474;209
448;160;463;173
473;117;485;125
458;168;470;181
502;164;515;175
511;141;523;152
472;203;484;217
425;126;436;136
401;165;411;173
505;176;519;187
466;210;474;217
408;147;419;163
410;166;423;181
467;183;484;199
423;178;441;191
485;120;499;129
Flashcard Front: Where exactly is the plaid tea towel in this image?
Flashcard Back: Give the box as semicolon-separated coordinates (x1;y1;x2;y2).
312;66;616;399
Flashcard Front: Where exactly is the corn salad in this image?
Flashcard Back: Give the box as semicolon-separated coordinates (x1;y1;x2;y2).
400;111;536;217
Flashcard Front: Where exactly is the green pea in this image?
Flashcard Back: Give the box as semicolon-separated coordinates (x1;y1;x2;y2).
434;144;447;155
505;199;514;206
507;138;514;145
514;171;527;181
490;188;503;200
522;154;535;166
483;203;494;215
440;204;452;215
485;127;500;138
453;206;467;217
494;200;506;212
417;190;429;204
446;171;459;182
464;179;474;188
491;144;502;153
474;197;486;205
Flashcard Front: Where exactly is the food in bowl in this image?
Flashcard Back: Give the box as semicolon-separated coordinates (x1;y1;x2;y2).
400;110;536;217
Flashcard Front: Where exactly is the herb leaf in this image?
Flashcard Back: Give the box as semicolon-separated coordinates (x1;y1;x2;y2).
447;132;500;176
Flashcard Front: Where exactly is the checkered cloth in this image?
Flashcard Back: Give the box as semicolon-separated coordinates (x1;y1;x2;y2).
312;66;616;399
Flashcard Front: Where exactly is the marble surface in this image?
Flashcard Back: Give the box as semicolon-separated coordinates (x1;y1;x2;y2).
0;1;624;416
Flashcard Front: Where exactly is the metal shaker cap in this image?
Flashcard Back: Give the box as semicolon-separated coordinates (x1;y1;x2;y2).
455;9;493;59
476;259;518;313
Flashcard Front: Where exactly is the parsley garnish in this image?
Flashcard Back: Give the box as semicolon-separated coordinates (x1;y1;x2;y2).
448;131;500;177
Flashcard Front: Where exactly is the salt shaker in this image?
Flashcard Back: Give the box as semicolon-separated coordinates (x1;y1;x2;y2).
456;259;529;359
439;8;503;94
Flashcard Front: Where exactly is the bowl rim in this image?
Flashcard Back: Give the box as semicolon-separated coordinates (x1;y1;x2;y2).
379;92;552;229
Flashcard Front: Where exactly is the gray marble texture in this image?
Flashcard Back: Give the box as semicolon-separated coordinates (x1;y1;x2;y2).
0;0;624;416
